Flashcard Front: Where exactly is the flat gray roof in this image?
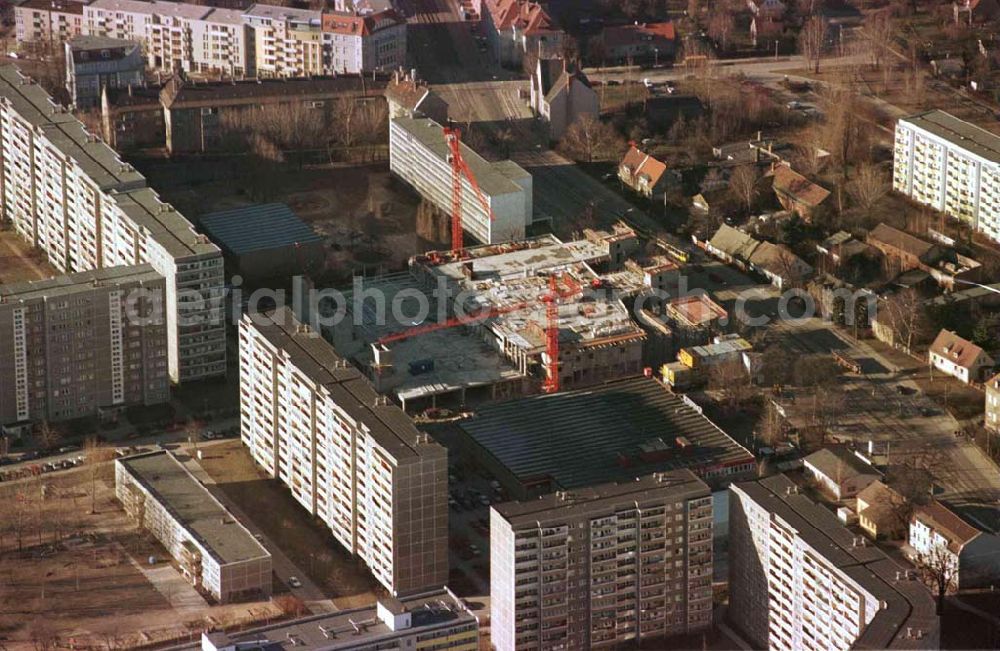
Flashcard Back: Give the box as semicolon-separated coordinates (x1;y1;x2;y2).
494;469;709;523
117;451;270;566
247;307;445;462
735;475;939;649
901;110;1000;164
391;117;530;198
113;188;221;259
0;264;161;301
460;377;755;490
194;589;476;651
200;203;321;255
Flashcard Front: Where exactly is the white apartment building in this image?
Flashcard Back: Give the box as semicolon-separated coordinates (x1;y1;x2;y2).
389;117;532;244
243;5;325;78
729;475;940;651
0;65;225;383
239;307;448;596
893;110;1000;244
85;0;249;76
15;0;86;45
322;9;407;74
116;451;273;603
490;471;713;651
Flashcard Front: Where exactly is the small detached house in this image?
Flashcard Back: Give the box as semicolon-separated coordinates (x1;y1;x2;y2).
618;144;677;201
909;500;1000;590
803;447;881;501
768;164;830;221
929;329;995;384
855;480;907;540
531;58;598;140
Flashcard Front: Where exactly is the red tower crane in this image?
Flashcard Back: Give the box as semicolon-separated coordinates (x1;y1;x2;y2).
443;127;493;253
376;272;581;393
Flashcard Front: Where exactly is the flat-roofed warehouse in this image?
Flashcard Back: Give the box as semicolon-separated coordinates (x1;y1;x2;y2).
115;451;272;603
389;116;532;244
458;376;756;499
199;203;324;281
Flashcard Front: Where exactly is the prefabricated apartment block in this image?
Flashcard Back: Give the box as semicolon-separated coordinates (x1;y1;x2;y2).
116;451;272;603
0;265;169;427
239;307;448;596
490;470;713;651
389;117;532;244
729;474;939;650
893;110;1000;244
0;65;226;383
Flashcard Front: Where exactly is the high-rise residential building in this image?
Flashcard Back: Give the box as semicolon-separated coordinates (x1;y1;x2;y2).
14;0;86;45
0;65;226;383
892;110;1000;244
238;307;448;596
242;5;325;78
389;117;532;244
490;470;713;651
0;265;169;428
729;474;940;651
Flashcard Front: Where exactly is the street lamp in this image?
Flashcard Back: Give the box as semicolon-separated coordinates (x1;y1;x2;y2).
654;47;659;68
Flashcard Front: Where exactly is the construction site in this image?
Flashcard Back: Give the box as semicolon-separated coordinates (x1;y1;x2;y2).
324;223;692;412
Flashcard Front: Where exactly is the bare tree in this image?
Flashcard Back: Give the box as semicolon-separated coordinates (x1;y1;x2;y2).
708;12;736;52
185;419;203;455
708;358;754;411
84;436;115;515
36;421;62;451
914;543;958;615
863;10;895;71
729;164;761;216
756;401;785;446
848;162;889;209
799;16;826;74
880;289;929;353
558;114;624;163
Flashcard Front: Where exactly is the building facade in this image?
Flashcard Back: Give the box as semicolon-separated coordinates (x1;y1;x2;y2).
239;307;448;596
490;471;713;650
928;329;994;384
893;110;1000;244
322;9;406;74
390;117;532;244
987;373;1000;432
0;65;226;383
908;500;1000;591
116;451;272;603
729;475;939;650
15;0;85;45
65;36;145;110
0;265;169;427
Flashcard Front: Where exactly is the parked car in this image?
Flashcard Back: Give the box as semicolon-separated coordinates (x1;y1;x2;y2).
288;576;302;588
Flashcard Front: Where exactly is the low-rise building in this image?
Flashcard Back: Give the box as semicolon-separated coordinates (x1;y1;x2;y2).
389;116;532;244
491;471;713;651
768;164;830;220
908;500;1000;590
200;589;478;651
243;5;324;78
529;58;597;140
987;373;1000;432
856;480;907;540
677;334;752;371
385;70;448;123
928;329;995;384
116;451;272;603
0;266;169;428
599;22;676;65
730;474;940;650
747;240;813;289
618;143;675;201
459;376;756;499
65;35;144;110
321;9;407;74
803;447;881;501
867;223;941;275
239;307;449;596
481;0;563;68
15;0;85;45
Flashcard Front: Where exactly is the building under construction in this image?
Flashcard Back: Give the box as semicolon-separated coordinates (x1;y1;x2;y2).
328;224;677;411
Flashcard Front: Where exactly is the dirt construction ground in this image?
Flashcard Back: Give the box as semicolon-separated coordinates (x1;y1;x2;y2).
0;228;56;284
0;465;280;650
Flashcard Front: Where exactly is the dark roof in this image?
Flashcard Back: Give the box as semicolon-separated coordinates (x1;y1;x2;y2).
161;74;385;109
247;307;443;463
901;110;1000;164
494;469;709;522
199;203;321;255
17;0;84;13
735;475;939;649
912;501;982;553
867;223;939;261
460;377;754;490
